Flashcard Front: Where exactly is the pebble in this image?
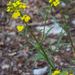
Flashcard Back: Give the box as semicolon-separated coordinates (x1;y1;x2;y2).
8;32;16;36
11;20;16;28
60;2;66;8
55;13;62;19
36;23;67;36
22;73;30;75
13;67;17;71
8;52;16;56
66;47;71;51
2;64;10;69
11;62;14;66
0;71;4;75
0;51;2;57
8;32;16;35
33;66;48;75
60;62;64;66
72;20;75;25
6;37;11;42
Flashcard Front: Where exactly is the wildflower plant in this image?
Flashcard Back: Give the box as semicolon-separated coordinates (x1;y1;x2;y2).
7;0;75;75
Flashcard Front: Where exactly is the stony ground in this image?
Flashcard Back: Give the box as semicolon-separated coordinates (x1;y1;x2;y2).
0;0;75;75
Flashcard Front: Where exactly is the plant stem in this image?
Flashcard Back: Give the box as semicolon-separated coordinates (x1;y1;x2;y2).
19;11;56;70
41;9;49;44
58;6;75;52
25;21;56;70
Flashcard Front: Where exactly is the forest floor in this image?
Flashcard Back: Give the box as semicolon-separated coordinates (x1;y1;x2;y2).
0;0;75;75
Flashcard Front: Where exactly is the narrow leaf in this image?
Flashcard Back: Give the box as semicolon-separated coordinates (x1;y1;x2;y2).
38;9;45;20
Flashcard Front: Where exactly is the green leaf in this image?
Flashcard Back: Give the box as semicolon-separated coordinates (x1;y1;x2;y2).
49;15;59;23
28;40;35;46
33;58;38;67
38;9;45;20
25;56;43;65
68;70;75;73
49;39;52;50
37;29;43;34
29;48;35;50
16;33;24;37
45;5;51;9
54;43;71;47
55;32;66;50
19;44;30;49
49;67;51;75
42;27;54;43
66;8;75;14
23;27;26;37
4;8;7;11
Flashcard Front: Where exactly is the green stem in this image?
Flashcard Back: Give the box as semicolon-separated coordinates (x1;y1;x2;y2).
41;9;49;44
25;21;56;70
58;6;75;52
19;11;56;70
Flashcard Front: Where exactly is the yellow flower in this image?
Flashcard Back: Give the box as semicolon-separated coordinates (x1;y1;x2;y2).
16;1;20;5
70;74;73;75
12;11;20;18
19;3;27;8
49;0;60;7
7;7;11;12
7;1;11;5
24;16;31;22
52;70;60;75
20;15;30;22
12;3;17;7
49;0;52;3
20;15;27;20
17;25;24;31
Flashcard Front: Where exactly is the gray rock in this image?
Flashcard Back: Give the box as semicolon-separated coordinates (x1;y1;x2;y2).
33;66;48;75
72;20;75;25
60;62;64;66
66;47;71;51
60;2;66;8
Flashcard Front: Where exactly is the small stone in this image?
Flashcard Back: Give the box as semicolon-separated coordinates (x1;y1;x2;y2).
55;13;62;19
11;62;14;66
0;71;4;75
33;66;48;75
22;73;30;75
2;64;10;69
0;41;4;46
51;46;56;50
60;62;64;66
65;15;69;19
72;20;75;25
8;32;16;35
18;63;22;67
6;37;11;42
0;51;2;57
13;67;17;71
60;2;66;8
8;52;16;56
11;20;16;28
66;47;71;51
19;70;22;73
64;63;68;66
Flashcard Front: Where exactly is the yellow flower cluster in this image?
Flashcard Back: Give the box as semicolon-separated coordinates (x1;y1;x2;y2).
52;70;73;75
20;15;31;22
12;10;20;18
52;70;60;75
49;0;60;6
7;0;27;12
17;25;24;31
7;0;30;22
